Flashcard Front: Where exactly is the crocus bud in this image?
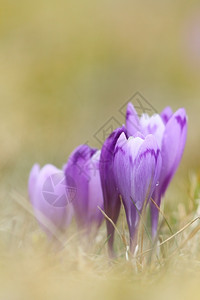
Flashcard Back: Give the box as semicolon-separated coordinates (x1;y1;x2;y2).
125;103;187;237
64;145;104;233
113;133;162;251
28;164;73;239
99;126;127;255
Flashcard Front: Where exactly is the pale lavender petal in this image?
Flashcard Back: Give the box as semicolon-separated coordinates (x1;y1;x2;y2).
140;114;165;149
64;145;95;227
29;164;73;237
126;102;141;137
133;134;162;212
64;144;103;231
114;133;161;248
160;106;173;125
151;108;187;237
114;133;144;243
132;131;145;139
87;150;104;227
160;108;187;195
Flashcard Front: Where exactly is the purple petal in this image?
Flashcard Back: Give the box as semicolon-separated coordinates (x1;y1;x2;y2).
126;102;141;137
114;133;143;243
64;145;95;227
134;135;162;209
160;108;187;195
160;106;173;125
114;133;162;249
151;108;187;237
64;144;103;231
29;164;73;237
140;114;165;149
87;150;104;227
99;126;127;255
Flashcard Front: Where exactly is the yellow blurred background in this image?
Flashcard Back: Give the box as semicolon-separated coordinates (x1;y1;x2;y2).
1;1;200;299
1;0;200;208
1;0;200;168
0;0;200;226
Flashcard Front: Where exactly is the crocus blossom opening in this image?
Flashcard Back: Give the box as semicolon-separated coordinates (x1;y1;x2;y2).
126;103;187;237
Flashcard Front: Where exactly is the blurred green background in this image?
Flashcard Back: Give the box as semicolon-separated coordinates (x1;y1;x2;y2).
0;0;200;204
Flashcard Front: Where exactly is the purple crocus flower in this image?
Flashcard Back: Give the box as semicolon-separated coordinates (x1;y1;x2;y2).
28;164;73;238
126;103;188;237
99;126;127;255
64;145;104;233
113;133;162;250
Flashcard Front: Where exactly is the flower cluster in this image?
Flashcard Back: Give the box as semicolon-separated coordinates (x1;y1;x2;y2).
28;103;187;252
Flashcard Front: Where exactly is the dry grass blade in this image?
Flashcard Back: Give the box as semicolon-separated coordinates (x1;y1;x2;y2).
130;197;161;266
150;197;174;235
170;224;200;257
97;206;127;248
130;197;153;245
120;196;128;248
150;197;180;253
135;216;200;259
97;234;111;255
